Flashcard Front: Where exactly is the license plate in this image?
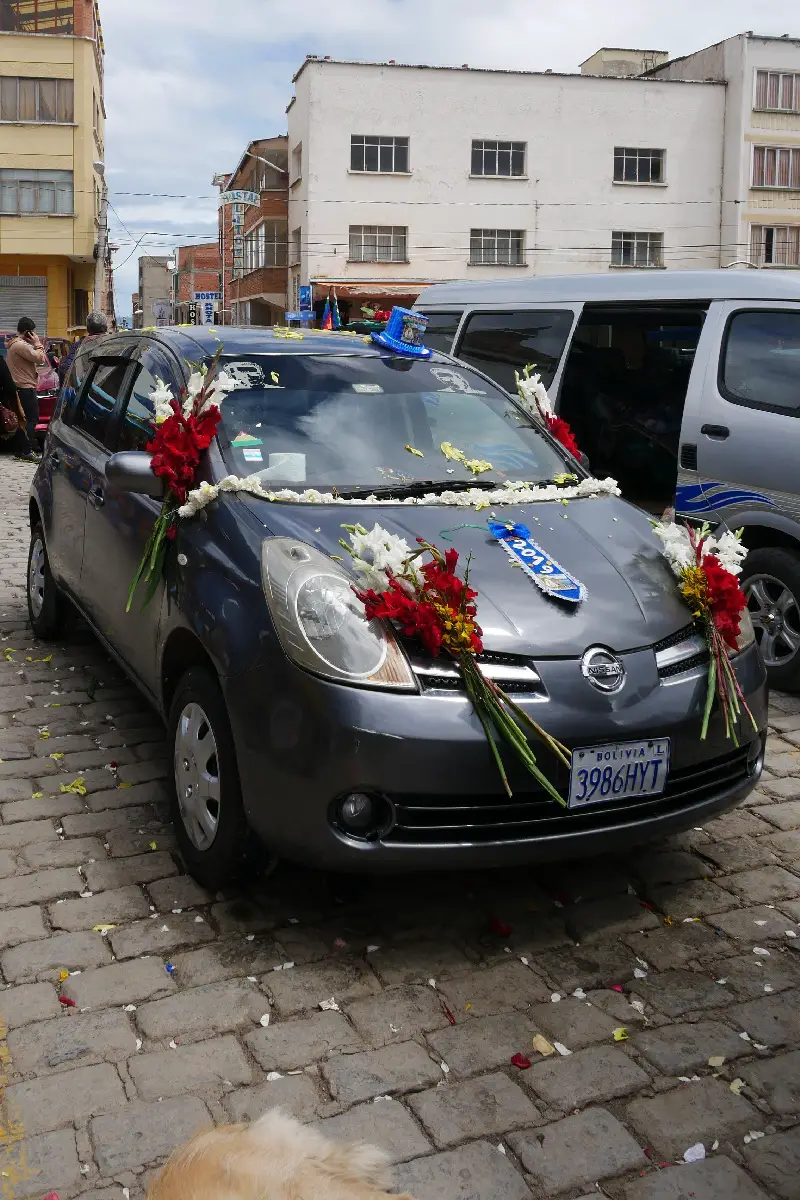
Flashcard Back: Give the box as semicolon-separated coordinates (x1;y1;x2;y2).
569;738;670;809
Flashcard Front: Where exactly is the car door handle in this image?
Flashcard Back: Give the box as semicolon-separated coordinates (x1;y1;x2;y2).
700;424;730;440
88;485;105;508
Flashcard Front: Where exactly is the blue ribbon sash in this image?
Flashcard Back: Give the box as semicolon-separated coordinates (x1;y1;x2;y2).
488;521;586;604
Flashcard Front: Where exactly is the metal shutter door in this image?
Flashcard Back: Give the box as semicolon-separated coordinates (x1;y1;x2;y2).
0;277;48;332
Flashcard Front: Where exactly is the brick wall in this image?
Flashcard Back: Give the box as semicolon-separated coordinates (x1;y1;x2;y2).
175;243;221;304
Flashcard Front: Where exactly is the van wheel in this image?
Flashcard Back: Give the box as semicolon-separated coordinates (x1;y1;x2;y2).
167;667;266;889
741;548;800;693
27;522;66;639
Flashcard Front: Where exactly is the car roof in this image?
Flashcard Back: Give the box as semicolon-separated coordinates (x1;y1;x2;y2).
111;326;421;359
415;269;800;308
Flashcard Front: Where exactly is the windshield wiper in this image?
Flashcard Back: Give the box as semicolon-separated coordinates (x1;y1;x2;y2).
334;478;502;499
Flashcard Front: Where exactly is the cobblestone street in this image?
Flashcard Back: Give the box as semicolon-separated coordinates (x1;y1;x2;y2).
0;458;798;1200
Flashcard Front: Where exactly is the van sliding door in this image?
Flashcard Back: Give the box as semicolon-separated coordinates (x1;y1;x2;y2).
453;306;581;396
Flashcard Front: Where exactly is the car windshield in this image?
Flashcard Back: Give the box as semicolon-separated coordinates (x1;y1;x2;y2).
214;352;574;492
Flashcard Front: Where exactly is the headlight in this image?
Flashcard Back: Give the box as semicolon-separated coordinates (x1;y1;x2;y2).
261;538;416;690
735;606;756;654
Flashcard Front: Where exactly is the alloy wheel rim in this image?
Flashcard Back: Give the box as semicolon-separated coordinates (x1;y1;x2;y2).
174;701;221;851
28;537;46;618
745;573;800;669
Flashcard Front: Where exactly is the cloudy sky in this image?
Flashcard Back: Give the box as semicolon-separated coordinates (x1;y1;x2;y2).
102;0;798;320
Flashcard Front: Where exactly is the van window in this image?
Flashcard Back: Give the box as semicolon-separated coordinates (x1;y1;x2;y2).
559;304;707;513
73;361;129;447
721;309;800;416
455;310;574;392
418;310;463;353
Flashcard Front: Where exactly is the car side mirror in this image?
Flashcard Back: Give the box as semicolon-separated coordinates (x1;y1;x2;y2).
106;451;165;499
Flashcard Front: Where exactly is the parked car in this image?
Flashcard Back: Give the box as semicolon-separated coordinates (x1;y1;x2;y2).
415;270;800;691
27;326;768;887
0;333;70;444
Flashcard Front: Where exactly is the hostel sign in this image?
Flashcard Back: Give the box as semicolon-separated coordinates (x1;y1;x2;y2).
220;191;260;279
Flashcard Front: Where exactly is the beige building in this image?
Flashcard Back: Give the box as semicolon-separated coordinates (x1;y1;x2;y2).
0;0;104;338
135;255;172;328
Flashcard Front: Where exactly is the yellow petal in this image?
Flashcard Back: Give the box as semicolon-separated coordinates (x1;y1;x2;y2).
405;445;424;457
92;924;118;934
729;1078;745;1095
30;792;43;799
708;1055;726;1068
50;752;64;760
59;969;69;981
118;781;133;789
531;1033;556;1056
613;1027;629;1041
148;841;158;851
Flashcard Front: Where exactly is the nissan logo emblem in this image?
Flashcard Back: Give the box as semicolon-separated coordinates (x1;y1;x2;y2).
581;646;626;694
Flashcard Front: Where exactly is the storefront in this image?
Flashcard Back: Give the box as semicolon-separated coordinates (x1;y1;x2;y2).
310;281;430;326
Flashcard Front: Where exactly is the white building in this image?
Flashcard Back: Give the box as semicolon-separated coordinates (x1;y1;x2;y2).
285;31;800;322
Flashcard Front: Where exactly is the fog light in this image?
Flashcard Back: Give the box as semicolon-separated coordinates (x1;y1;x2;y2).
334;791;395;841
340;792;374;831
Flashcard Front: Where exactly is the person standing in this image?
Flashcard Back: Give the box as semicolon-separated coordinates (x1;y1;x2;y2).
6;317;46;461
57;310;109;386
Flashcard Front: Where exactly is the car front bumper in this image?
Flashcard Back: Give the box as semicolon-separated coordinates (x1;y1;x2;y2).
225;641;768;872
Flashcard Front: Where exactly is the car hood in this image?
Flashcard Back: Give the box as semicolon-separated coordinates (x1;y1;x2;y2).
240;494;690;656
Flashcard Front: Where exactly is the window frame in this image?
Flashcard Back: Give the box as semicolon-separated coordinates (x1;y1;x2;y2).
754;69;800;113
347;225;408;263
610;231;664;269
469;139;527;179
69;357;137;450
0;76;74;124
350;135;410;174
113;341;185;454
469;228;526;267
453;306;578;394
0;167;74;215
718;306;800;418
750;224;800;267
751;144;800;190
612;147;666;185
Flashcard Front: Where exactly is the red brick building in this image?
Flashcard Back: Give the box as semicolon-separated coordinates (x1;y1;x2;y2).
216;137;288;326
172;242;221;325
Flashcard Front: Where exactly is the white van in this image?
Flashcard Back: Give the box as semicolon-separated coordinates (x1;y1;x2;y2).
415;270;800;690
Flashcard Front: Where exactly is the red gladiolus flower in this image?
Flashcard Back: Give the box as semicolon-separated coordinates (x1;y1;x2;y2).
546;414;581;459
701;553;746;649
511;1053;532;1069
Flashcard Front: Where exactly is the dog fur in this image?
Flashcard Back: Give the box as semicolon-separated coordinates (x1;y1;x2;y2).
146;1109;418;1200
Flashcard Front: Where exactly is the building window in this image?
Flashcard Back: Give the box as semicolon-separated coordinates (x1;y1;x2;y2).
613;147;665;184
350;136;409;173
291;142;302;184
471;140;526;177
752;146;800;189
0;168;73;214
611;231;664;268
751;224;800;267
290;227;301;266
469;229;525;266
348;225;407;263
244;221;288;271
0;76;74;123
0;0;75;34
755;70;800;113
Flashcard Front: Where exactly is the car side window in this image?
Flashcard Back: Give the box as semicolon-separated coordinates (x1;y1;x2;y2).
119;346;183;452
72;361;129;447
721;309;800;417
417;310;463;353
456;309;575;392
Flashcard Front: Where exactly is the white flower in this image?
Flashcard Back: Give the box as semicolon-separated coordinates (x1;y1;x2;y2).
653;521;695;574
516;367;553;420
713;530;747;576
150;377;175;426
346;523;422;591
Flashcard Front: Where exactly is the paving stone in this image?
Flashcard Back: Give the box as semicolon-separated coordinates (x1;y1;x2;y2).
86;780;170;812
83;851;177;892
0;818;57;848
632;850;709;885
146;874;212;910
525;997;619;1049
322;1040;441;1103
128;1033;252;1099
632;1020;749;1074
740;1051;800;1117
720;952;800;999
48;884;151;932
708;905;796;941
0;981;60;1028
753;799;800;828
1;791;85;822
0;904;47;949
393;1139;531;1200
177;934;283;981
637;968;734;1016
211;897;279;934
648;880;736;920
623;1156;770;1200
624;923;736;970
426;1011;541;1076
701;838;781;873
4;1062;127;1135
0;864;82;908
105;825;177;857
264;959;379;1016
706;809;777;839
0;1129;81;1197
135;979;266;1041
729;992;800;1046
724;866;800;904
61;957;177;1007
92;1096;211;1172
524;1043;649;1109
8;1008;138;1074
508;1107;647;1195
2;929;112;981
224;1074;322;1122
166;945;240;987
524;942;642;992
439;962;550;1017
585;986;651;1025
317;1098;432;1165
0;779;38;802
0;755;57;778
764;829;800;860
366;940;473;986
117;758;169;785
744;1129;800;1200
61;805;154;836
566;894;661;941
245;1011;363;1070
408;1071;539;1148
108;912;215;959
22;835;105;869
780;899;800;921
345;984;450;1047
627;1078;760;1159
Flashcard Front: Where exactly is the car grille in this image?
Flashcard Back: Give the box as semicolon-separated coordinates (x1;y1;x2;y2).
383;745;751;846
408;647;546;697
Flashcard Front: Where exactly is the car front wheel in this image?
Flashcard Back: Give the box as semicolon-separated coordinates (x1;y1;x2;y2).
167;666;265;889
741;547;800;693
27;522;66;638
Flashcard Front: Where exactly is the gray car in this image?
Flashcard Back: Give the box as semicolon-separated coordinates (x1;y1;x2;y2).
27;326;768;888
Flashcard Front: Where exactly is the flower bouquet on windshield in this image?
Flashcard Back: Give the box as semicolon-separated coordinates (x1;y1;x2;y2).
653;519;757;744
515;364;581;459
342;522;570;804
127;350;235;612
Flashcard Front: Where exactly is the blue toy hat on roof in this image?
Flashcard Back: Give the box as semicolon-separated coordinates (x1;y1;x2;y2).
372;306;432;358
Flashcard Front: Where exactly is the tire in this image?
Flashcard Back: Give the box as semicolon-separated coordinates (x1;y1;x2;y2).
27;522;66;639
741;547;800;693
167;666;265;889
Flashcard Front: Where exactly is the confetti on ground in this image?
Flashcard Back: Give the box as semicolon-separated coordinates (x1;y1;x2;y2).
319;998;340;1011
550;992;561;1003
440;1062;450;1074
553;1042;571;1056
168;1039;178;1049
118;781;133;789
708;1055;726;1068
58;969;69;981
610;984;624;993
739;1031;752;1042
683;1143;705;1163
366;944;380;953
753;947;770;956
440;998;456;1026
266;1071;282;1081
511;1053;531;1069
165;963;176;975
744;1131;765;1144
123;1004;136;1012
630;1000;646;1016
148;841;157;851
613;1027;629;1041
427;978;437;989
490;918;512;937
531;1034;555;1057
260;1013;270;1027
730;1078;745;1094
60;778;87;796
92;924;117;935
571;987;586;1000
333;938;347;948
59;996;76;1007
50;752;64;760
634;967;647;979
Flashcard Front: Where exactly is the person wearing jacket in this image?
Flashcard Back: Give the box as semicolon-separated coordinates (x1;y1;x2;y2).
6;317;46;460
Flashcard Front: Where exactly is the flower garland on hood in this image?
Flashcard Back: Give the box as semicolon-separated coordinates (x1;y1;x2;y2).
515;364;581;459
126;351;238;611
341;523;570;804
653;519;756;743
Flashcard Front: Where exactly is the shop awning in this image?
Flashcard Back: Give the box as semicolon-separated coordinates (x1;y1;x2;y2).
312;281;435;300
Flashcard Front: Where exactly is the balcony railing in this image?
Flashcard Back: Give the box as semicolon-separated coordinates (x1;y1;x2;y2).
0;0;75;34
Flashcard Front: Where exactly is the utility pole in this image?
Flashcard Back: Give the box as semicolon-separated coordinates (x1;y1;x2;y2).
93;159;108;316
